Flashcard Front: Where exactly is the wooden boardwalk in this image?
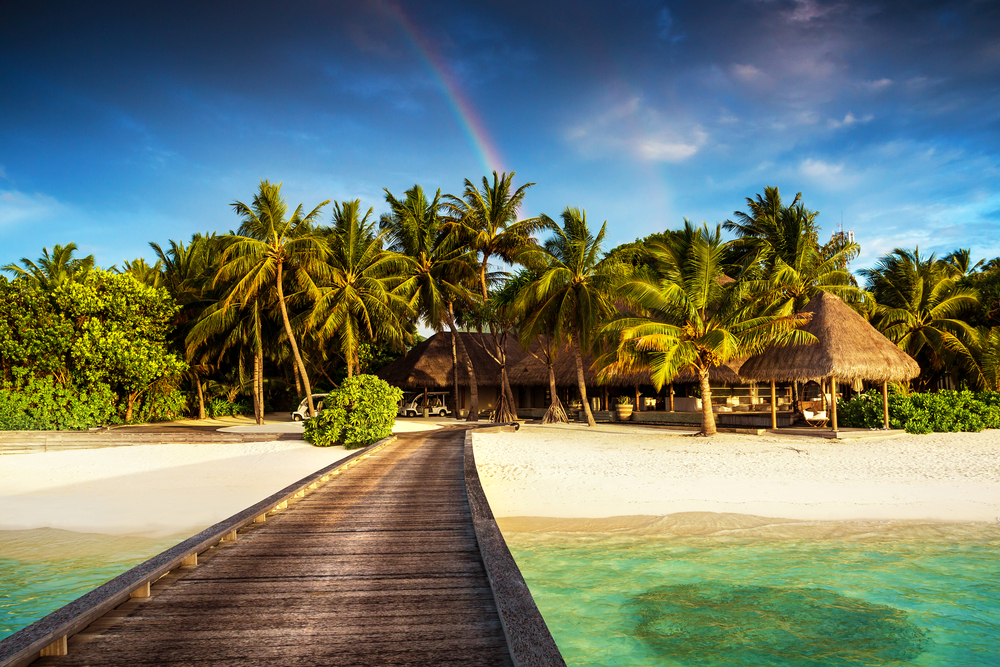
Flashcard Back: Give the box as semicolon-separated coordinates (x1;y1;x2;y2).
34;427;513;666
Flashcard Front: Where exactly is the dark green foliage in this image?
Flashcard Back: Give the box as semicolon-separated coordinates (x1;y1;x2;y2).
303;374;402;449
0;271;186;427
0;377;116;430
840;389;1000;434
207;398;250;418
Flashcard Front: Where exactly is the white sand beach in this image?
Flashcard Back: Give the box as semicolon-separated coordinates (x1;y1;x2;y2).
0;419;441;539
472;423;1000;524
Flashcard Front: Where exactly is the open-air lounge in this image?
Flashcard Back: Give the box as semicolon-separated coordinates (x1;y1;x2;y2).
376;293;921;435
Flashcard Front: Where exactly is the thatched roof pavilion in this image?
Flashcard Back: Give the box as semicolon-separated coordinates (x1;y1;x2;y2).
739;291;920;430
507;345;746;387
376;332;530;390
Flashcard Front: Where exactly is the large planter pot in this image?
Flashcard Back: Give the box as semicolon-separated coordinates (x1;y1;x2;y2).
615;405;633;420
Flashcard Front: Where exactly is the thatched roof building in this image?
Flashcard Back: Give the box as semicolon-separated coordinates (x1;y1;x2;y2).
376;332;531;390
739;292;920;382
506;344;747;387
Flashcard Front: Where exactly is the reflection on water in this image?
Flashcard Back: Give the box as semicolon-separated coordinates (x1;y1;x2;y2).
504;516;1000;667
0;529;184;640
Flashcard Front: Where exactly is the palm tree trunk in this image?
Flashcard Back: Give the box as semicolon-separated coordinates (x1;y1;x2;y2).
253;351;263;425
276;262;315;416
258;352;266;424
543;360;567;424
449;320;460;420
292;360;302;397
195;374;206;420
698;367;717;436
493;366;517;423
573;335;596;427
449;306;479;421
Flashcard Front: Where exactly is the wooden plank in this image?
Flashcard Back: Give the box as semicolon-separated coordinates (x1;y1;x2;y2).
28;428;515;667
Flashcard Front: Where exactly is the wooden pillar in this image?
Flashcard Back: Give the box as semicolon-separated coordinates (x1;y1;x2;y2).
635;385;641;412
669;384;674;412
770;379;777;429
882;380;890;429
603;386;609;412
830;375;838;431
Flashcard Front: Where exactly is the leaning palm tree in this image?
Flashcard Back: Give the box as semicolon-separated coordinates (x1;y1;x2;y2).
309;199;413;377
444;171;547;419
3;242;95;289
381;184;480;419
219;180;330;417
518;207;619;427
861;247;979;388
600;221;813;436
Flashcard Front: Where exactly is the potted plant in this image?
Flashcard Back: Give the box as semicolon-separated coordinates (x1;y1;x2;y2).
615;395;633;420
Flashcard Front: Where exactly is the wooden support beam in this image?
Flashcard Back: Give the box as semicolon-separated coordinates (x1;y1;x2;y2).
253;514;266;523
129;582;151;598
221;530;237;542
40;636;68;657
181;553;198;567
830;375;838;431
669;384;674;412
295;490;305;498
770;380;777;430
274;500;288;510
882;381;890;429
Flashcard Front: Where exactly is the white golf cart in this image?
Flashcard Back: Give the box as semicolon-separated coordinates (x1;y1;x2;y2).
398;391;452;417
291;393;329;421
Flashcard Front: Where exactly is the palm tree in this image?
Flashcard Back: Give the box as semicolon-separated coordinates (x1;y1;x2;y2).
309;199;413;378
941;248;985;278
518;207;618;427
118;258;164;288
187;296;269;424
600;221;813;436
381;184;479;419
725;187;863;313
861;247;979;389
153;233;226;419
946;326;1000;391
444;171;547;420
219;180;329;418
3;242;95;289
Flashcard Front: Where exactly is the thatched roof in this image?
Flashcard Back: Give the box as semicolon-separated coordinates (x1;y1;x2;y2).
506;343;747;387
375;332;531;390
738;291;921;382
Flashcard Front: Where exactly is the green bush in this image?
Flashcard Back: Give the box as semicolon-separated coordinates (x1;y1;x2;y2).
839;389;1000;434
303;375;402;449
0;377;117;430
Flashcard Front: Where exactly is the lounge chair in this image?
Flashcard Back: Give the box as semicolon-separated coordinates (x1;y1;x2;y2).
802;409;828;427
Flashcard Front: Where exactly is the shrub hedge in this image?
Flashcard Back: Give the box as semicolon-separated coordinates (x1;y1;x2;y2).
303;375;402;449
0;377;117;430
839;389;1000;434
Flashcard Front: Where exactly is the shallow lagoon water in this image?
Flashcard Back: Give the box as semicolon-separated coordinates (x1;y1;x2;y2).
0;529;183;640
505;519;1000;667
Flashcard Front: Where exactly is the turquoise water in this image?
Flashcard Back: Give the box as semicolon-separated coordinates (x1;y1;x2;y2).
506;525;1000;666
0;529;181;640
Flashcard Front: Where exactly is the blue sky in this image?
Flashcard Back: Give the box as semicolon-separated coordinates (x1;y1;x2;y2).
2;0;999;271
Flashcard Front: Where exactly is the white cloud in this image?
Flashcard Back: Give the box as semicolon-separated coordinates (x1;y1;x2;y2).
566;96;708;163
731;63;764;82
0;189;73;230
865;78;893;91
828;111;874;129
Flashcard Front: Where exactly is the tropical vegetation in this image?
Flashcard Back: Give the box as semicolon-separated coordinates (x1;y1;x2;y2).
3;177;999;435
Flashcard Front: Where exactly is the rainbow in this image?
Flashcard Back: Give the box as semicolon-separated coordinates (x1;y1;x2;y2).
388;4;504;175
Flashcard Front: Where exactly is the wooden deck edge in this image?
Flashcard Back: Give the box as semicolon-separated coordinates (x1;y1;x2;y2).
0;435;396;667
464;429;566;667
